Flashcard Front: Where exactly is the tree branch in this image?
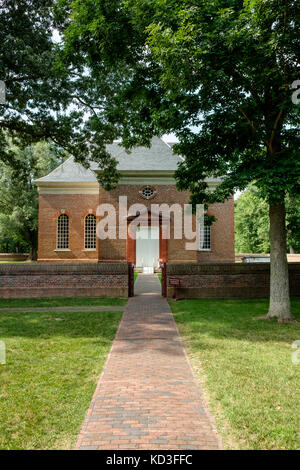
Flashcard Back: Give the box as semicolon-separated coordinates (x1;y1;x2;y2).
267;108;285;154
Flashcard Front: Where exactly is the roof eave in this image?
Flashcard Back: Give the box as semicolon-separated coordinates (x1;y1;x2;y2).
94;170;176;177
35;181;99;187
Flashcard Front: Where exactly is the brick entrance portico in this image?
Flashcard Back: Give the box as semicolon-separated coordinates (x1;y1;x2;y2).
75;275;222;450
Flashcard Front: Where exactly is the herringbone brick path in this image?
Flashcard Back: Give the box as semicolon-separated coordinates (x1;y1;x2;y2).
76;275;222;450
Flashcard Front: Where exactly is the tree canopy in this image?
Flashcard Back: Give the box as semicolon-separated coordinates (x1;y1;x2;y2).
0;139;67;259
61;0;300;320
0;0;122;188
61;0;300;203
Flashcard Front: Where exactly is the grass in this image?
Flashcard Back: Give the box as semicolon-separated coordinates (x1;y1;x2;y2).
0;305;123;449
0;296;127;309
157;273;162;284
170;298;300;450
134;272;139;283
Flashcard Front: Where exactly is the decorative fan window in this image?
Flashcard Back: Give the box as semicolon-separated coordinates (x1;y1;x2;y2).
139;186;156;200
57;214;69;249
84;214;97;249
199;225;211;251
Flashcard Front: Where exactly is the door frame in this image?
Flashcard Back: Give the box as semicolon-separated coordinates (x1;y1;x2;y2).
126;210;168;265
135;226;159;268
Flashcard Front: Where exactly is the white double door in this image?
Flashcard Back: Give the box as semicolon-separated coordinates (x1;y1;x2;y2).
136;226;159;270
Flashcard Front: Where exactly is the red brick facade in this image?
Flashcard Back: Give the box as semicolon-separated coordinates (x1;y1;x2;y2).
37;184;234;263
38;193;99;262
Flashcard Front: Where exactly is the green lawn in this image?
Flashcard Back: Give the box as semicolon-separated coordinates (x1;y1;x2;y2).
134;272;139;283
0;306;123;449
0;296;127;309
157;273;162;284
170;298;300;450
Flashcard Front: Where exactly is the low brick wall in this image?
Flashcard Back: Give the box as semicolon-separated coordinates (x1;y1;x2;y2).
235;253;300;262
166;263;300;299
0;263;128;298
0;253;29;261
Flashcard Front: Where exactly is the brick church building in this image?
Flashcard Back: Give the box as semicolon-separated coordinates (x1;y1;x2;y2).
36;137;234;266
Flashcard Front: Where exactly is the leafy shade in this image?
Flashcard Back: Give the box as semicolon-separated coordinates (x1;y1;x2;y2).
61;0;300;203
0;0;121;189
62;0;300;320
235;188;270;254
0;140;67;259
235;187;300;254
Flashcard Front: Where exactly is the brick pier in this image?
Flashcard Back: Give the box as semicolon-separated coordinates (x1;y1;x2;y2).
76;274;222;450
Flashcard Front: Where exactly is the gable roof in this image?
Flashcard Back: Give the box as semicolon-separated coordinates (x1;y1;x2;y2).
91;137;183;172
35;156;98;183
36;137;183;184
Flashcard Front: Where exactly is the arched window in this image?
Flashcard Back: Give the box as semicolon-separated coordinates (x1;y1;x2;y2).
85;214;96;249
57;214;69;249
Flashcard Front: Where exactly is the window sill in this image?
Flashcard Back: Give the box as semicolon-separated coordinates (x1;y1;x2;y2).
198;249;212;252
83;249;97;252
54;249;71;252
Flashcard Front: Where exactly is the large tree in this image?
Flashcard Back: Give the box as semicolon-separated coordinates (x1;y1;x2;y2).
62;0;300;321
0;0;120;185
0;139;66;260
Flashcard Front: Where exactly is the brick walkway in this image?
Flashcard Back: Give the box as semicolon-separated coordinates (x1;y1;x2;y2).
76;274;222;450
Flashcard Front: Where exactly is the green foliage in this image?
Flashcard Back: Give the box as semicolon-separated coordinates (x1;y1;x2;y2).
0;139;67;258
235;187;300;253
61;0;300;202
235;188;270;253
286;195;300;253
61;1;299;317
0;0;121;188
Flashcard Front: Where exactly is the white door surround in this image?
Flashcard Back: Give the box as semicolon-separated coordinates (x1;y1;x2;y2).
136;226;159;272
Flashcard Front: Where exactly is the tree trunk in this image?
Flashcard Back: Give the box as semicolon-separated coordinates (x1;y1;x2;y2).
29;245;37;261
267;203;295;322
28;231;38;261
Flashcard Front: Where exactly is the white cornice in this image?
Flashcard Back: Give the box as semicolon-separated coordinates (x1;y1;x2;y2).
37;181;99;195
36;174;221;192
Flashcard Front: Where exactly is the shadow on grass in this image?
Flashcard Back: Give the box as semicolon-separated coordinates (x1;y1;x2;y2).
0;310;123;340
0;296;127;309
170;298;300;344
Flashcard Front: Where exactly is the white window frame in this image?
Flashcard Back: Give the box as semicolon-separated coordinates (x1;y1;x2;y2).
198;224;211;251
56;214;69;250
84;213;97;250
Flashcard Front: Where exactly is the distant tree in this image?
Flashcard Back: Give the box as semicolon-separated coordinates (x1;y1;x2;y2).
0;230;29;254
235;188;270;254
286;196;300;253
0;140;66;260
235;188;300;254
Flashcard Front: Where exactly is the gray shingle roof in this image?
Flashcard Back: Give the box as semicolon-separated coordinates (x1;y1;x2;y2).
91;137;183;172
36;137;183;183
35;156;98;183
